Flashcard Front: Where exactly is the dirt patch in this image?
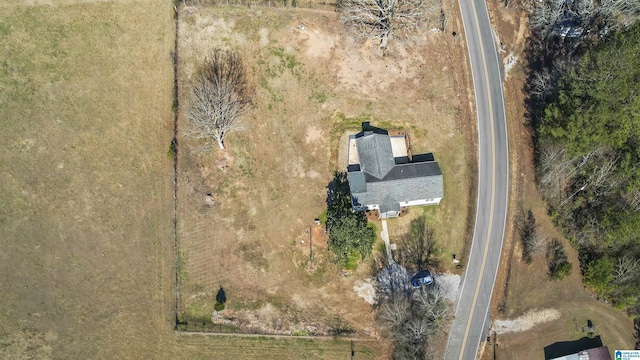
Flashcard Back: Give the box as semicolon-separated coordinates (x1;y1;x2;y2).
435;272;461;303
493;308;561;334
353;279;376;305
305;125;323;143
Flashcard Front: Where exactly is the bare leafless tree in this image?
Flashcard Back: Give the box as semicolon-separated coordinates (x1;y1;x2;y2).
598;0;640;30
374;265;451;358
538;145;603;204
339;0;441;47
378;295;411;330
614;256;640;284
588;154;621;196
185;50;252;151
412;287;448;323
516;207;544;264
623;187;640;211
529;0;565;38
530;0;639;40
530;69;555;99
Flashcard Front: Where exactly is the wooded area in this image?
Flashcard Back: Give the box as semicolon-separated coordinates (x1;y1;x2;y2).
527;9;640;334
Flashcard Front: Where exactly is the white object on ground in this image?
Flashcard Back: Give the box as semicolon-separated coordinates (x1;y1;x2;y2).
435;272;461;303
503;52;518;78
353;279;376;305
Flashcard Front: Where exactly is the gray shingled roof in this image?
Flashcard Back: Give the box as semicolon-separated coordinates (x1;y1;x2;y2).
355;132;395;179
347;131;444;215
380;194;401;215
348;170;366;194
351;173;444;211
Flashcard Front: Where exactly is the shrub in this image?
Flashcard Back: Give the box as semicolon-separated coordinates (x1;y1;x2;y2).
214;302;225;312
546;238;572;280
583;258;614;296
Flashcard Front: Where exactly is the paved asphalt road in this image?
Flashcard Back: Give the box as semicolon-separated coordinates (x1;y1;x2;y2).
444;0;509;359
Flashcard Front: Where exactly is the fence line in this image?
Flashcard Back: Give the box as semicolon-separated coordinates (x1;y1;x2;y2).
179;0;338;11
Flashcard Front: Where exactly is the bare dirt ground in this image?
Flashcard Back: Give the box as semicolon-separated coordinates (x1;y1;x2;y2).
479;1;636;358
176;4;476;338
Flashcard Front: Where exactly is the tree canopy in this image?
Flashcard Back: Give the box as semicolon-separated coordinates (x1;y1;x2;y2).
339;0;441;47
540;25;640;166
325;172;376;264
535;25;640;308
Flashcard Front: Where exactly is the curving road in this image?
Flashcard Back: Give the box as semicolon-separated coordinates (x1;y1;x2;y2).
444;0;509;359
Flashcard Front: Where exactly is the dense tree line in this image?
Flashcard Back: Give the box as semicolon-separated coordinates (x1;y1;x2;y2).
530;22;640;312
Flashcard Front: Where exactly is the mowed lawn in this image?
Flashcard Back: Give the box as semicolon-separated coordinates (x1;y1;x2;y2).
0;2;386;359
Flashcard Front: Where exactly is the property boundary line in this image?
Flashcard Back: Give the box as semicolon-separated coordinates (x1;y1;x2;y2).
172;3;181;330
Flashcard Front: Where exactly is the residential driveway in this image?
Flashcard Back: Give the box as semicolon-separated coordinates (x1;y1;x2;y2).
444;0;510;358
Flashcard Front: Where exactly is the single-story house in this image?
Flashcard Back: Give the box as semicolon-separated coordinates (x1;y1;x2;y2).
347;125;444;219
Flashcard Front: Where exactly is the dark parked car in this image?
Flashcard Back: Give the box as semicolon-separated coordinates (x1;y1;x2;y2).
411;270;434;287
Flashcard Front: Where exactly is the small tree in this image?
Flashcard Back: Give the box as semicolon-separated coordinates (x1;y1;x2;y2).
517;208;544;264
214;286;227;311
186;49;252;151
546;238;572;280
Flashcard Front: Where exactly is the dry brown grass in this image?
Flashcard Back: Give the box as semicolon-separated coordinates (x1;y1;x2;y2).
479;4;636;359
0;1;177;358
176;5;474;336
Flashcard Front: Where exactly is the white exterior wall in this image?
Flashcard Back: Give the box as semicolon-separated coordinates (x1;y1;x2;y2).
398;198;442;207
380;211;400;219
354;204;379;212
